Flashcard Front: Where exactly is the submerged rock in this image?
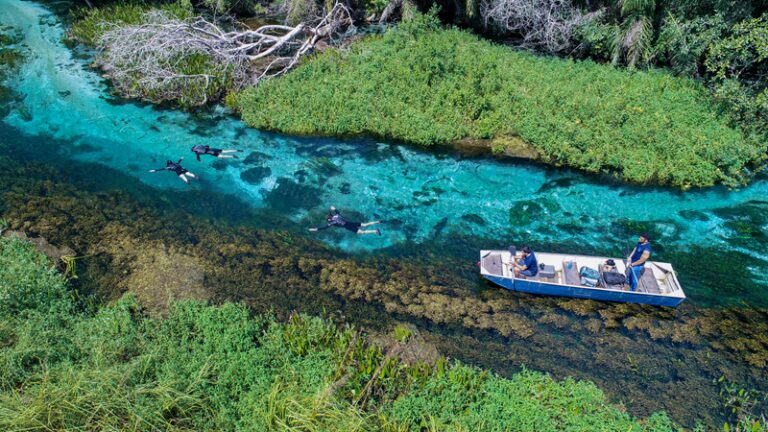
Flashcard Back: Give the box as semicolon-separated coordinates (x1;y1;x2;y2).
240;166;271;184
242;151;270;165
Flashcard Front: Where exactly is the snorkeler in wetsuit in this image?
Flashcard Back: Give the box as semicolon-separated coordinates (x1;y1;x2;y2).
148;158;197;184
309;206;382;236
191;145;242;161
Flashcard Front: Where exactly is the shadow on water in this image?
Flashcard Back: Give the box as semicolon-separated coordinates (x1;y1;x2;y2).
1;122;767;429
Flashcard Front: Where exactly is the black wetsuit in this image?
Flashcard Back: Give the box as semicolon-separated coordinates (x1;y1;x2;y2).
156;159;188;175
316;211;361;233
191;145;222;161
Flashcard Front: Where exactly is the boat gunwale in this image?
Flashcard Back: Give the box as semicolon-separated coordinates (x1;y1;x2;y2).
480;250;686;299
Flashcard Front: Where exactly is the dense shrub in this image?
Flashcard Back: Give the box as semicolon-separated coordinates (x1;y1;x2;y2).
706;14;768;85
237;12;761;187
0;237;71;317
654;14;729;78
0;237;683;431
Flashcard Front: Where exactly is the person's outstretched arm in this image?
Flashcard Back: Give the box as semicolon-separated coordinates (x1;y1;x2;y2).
195;152;201;162
177;157;184;164
148;166;169;173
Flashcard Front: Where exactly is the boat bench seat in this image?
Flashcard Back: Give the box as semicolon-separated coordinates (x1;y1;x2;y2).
640;268;661;294
563;260;580;285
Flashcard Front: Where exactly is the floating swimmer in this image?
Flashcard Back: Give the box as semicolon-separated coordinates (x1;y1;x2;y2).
191;145;242;162
148;158;196;184
309;206;382;236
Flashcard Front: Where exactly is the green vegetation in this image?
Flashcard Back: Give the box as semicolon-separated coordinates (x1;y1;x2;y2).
69;1;193;46
574;2;768;139
236;12;762;187
0;235;686;431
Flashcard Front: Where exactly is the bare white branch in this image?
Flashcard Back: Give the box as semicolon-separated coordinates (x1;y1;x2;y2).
94;3;355;106
480;0;587;53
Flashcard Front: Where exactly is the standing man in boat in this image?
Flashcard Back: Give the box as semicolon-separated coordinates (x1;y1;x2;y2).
308;206;382;236
514;245;538;277
626;233;652;291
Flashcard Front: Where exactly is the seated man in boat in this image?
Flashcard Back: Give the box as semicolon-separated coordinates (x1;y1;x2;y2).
514;246;538;278
626;233;652;291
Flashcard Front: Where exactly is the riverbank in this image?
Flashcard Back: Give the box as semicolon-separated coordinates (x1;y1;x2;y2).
1;235;683;431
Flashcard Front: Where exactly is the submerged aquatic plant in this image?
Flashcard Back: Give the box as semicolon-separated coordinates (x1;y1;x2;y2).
60;255;79;280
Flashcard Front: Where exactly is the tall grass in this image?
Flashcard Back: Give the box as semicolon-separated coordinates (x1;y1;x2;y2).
0;236;691;431
236;12;763;188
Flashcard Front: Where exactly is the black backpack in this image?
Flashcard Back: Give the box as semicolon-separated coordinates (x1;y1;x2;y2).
603;272;626;285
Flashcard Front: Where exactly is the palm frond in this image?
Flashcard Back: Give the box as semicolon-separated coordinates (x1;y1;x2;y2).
624;16;653;68
619;0;655;17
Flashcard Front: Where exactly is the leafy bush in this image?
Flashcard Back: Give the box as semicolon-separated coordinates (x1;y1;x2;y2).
654;13;729;77
237;12;761;187
703;14;768;135
0;237;72;317
705;14;768;85
0;237;682;431
573;17;618;62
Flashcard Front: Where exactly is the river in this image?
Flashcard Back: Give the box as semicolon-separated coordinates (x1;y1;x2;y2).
1;0;767;427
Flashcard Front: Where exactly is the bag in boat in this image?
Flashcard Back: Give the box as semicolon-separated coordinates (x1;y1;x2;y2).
603;271;626;285
579;266;600;287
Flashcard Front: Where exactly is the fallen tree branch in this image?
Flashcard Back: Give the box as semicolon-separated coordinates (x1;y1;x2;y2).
95;3;355;106
480;0;587;53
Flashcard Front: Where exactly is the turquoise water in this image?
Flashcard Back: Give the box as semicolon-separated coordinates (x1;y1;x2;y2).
1;1;768;425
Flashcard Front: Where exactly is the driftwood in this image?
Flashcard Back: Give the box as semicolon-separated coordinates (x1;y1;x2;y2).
378;0;403;24
95;3;355;105
480;0;587;53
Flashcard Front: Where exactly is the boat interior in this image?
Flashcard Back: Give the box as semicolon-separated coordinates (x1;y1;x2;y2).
480;250;684;296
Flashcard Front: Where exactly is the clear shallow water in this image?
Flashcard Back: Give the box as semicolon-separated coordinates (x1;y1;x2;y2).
2;1;768;426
